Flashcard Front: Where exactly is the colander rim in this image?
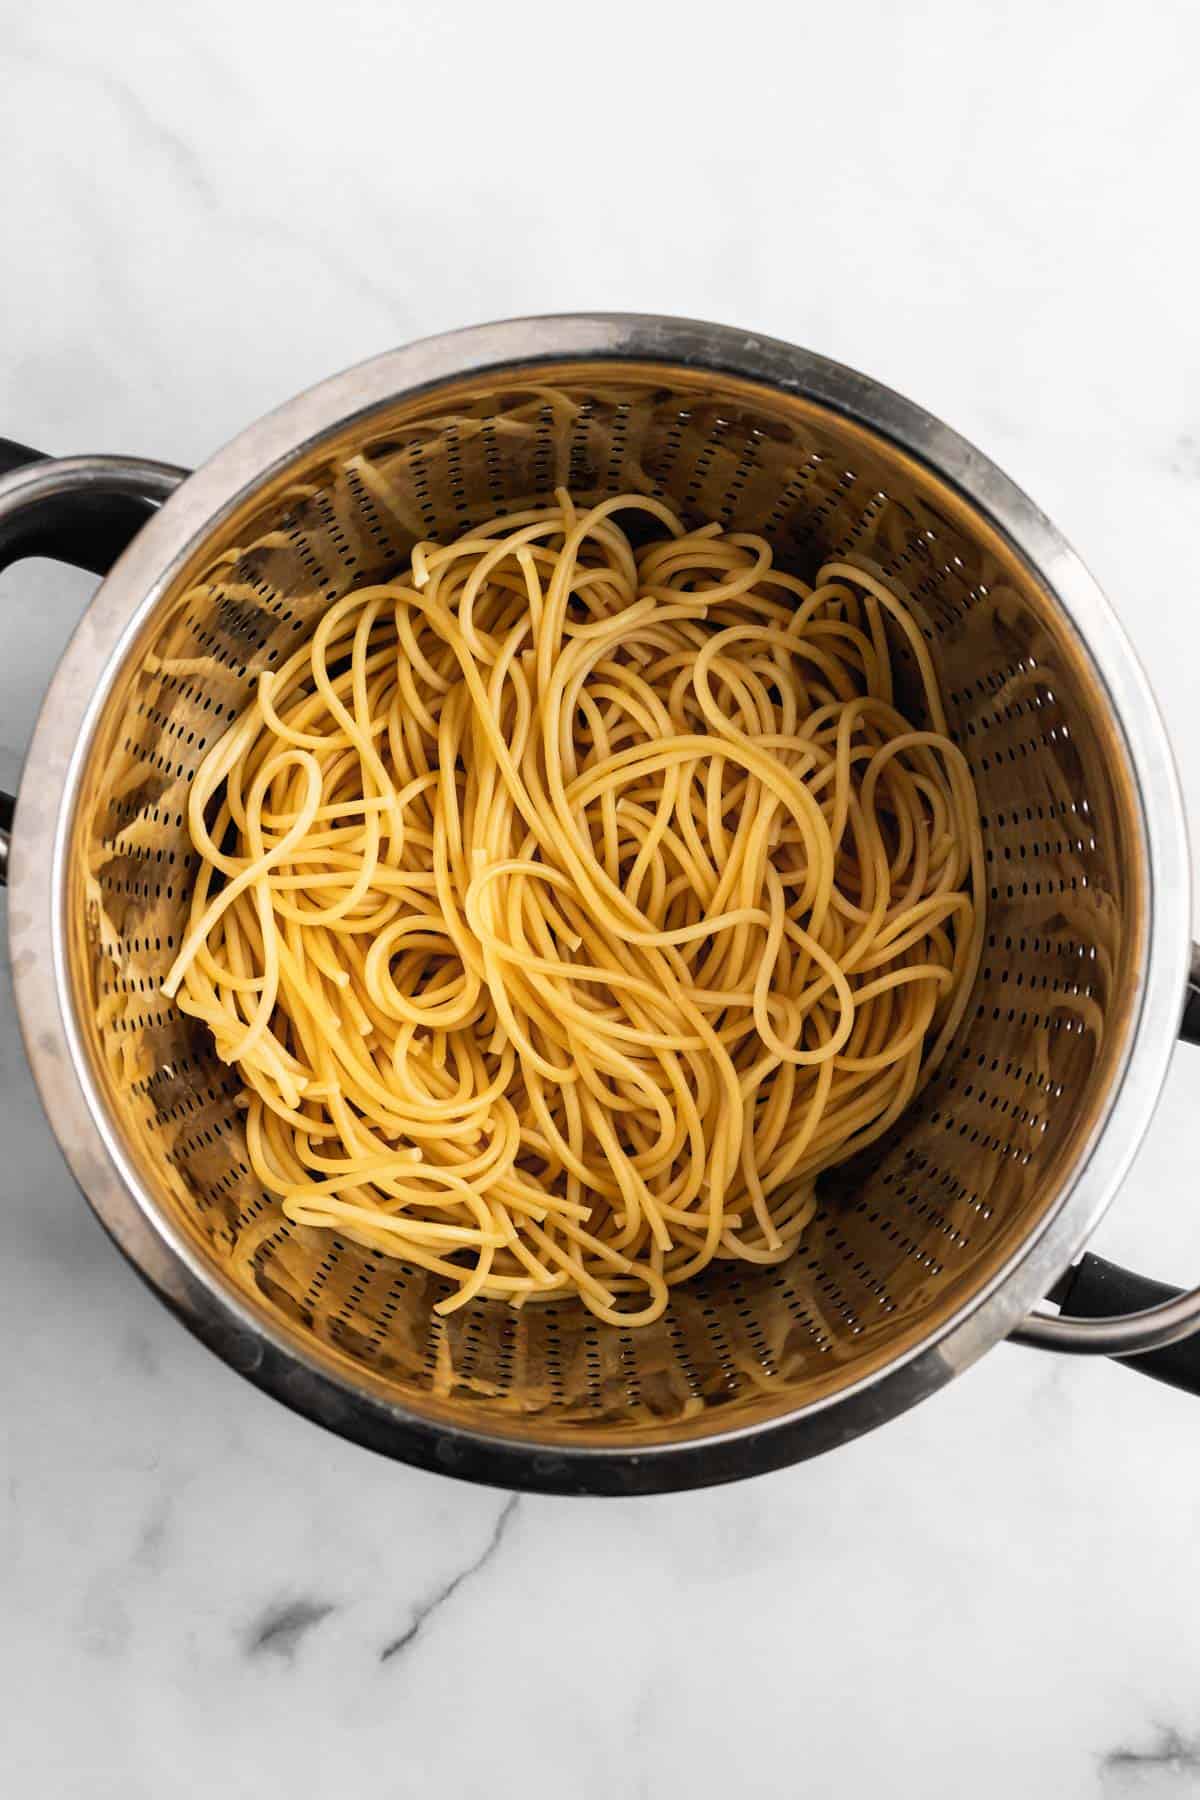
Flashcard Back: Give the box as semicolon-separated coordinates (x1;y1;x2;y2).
9;313;1190;1493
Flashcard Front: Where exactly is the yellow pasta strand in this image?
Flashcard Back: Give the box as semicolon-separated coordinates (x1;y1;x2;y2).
163;492;984;1326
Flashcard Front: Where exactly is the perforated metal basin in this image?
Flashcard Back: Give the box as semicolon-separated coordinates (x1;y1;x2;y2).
6;318;1192;1492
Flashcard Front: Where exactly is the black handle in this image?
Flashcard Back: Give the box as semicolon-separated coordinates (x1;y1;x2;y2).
1051;1254;1200;1396
1034;947;1200;1391
0;443;188;887
1181;943;1200;1047
0;438;163;576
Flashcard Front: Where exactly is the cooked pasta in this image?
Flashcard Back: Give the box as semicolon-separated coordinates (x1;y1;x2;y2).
162;490;984;1326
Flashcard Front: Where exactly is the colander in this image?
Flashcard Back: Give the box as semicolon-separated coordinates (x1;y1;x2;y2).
4;315;1200;1497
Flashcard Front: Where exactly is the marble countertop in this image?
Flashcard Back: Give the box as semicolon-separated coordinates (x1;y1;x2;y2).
5;2;1200;1794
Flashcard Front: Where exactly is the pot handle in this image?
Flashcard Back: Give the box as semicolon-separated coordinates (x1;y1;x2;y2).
0;440;188;885
1012;942;1200;1384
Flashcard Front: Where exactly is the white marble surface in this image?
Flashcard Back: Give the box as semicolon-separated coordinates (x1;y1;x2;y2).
4;2;1200;1793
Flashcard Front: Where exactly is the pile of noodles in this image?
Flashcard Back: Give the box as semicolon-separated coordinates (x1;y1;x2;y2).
163;492;984;1326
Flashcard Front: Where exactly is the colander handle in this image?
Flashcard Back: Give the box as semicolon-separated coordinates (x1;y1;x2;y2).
1013;942;1200;1380
0;439;183;574
0;441;187;885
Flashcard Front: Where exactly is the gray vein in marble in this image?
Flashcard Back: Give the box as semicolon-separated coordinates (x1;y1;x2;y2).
9;37;217;204
1101;1726;1200;1781
244;1597;338;1662
122;1326;161;1378
133;1494;173;1574
245;215;405;319
379;1494;519;1665
13;37;401;331
10;37;401;396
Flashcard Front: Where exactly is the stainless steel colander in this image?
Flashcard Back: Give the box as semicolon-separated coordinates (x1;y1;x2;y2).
4;315;1200;1495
